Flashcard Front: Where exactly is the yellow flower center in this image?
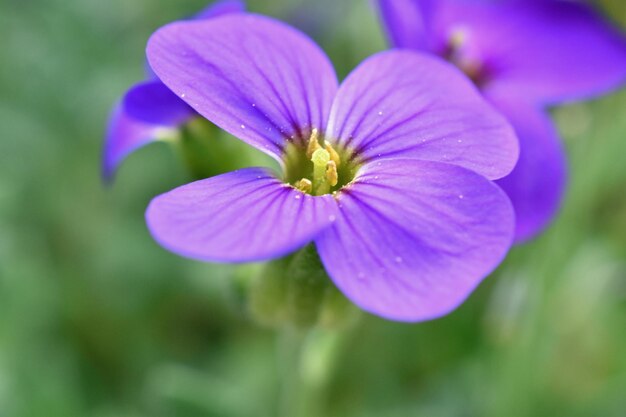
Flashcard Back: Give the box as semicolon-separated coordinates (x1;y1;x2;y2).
283;129;358;196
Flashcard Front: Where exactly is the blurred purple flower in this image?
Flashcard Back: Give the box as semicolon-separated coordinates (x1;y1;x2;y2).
376;0;626;241
102;0;245;181
145;13;519;321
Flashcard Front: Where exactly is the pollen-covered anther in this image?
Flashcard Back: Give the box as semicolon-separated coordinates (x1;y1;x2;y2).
458;58;483;83
449;27;468;49
446;27;485;86
326;160;338;187
325;143;341;167
306;128;322;158
295;178;312;193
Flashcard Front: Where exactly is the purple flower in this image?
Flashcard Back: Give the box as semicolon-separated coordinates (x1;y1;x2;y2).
102;0;245;181
144;13;519;321
376;0;626;241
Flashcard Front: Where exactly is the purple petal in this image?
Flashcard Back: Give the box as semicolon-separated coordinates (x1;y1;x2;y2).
490;96;567;243
328;51;518;180
146;168;339;262
102;101;179;181
194;0;245;19
144;0;245;79
147;14;338;159
315;158;514;322
374;0;437;50
124;80;195;125
434;1;626;104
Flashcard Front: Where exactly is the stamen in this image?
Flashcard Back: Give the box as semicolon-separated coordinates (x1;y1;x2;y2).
306;128;322;158
449;27;468;49
295;178;312;194
325;143;341;167
458;58;482;82
283;129;351;196
446;27;487;87
326;160;338;187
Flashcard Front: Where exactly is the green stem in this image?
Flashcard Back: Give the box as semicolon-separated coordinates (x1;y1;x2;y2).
278;327;306;417
277;326;356;417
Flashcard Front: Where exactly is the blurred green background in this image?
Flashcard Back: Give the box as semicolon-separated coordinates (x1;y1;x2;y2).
1;0;626;416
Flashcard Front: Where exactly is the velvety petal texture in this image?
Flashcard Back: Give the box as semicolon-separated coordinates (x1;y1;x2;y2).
491;96;567;242
147;14;338;159
328;51;518;180
146;168;339;262
102;101;180;181
315;158;514;321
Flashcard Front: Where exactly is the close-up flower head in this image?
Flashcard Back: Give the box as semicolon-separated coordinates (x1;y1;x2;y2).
144;13;519;321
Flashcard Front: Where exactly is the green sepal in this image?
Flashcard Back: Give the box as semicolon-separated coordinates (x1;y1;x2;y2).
175;117;259;180
248;256;291;326
248;245;359;329
285;245;330;328
318;285;359;329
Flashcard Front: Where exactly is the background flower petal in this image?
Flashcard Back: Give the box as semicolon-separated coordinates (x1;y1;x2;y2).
434;1;626;104
102;101;180;182
490;95;567;243
124;80;195;125
107;0;238;182
194;0;245;19
374;0;436;50
146;168;338;263
327;50;518;180
147;14;338;160
315;158;514;322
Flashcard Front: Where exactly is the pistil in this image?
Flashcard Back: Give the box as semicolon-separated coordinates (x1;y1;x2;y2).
306;128;322;158
311;148;331;195
325;143;341;167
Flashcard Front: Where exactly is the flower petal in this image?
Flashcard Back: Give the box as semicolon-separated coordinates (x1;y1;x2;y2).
374;0;436;50
102;100;180;181
124;80;195;125
147;14;338;159
490;96;567;243
328;50;518;180
435;1;626;104
146;168;339;262
144;0;246;79
315;158;514;322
